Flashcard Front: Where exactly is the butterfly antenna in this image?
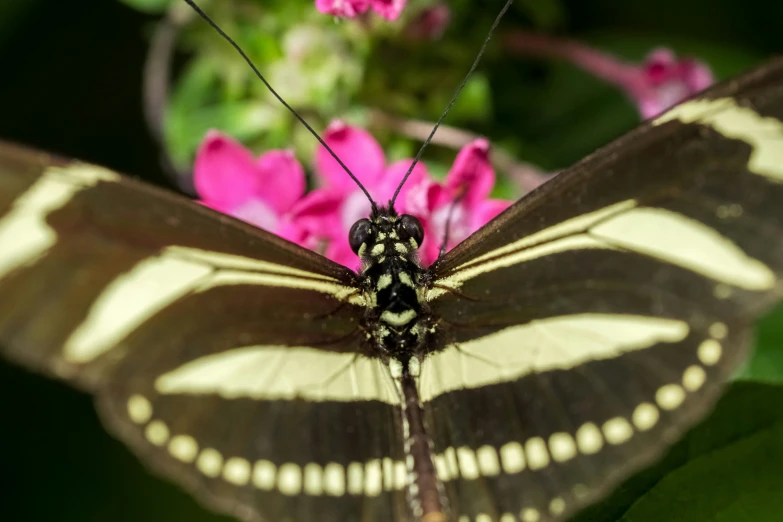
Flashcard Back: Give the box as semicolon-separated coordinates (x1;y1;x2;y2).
390;0;514;207
183;0;377;211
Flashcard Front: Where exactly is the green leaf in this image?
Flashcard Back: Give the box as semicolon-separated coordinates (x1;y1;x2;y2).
625;430;783;521
622;387;783;522
515;0;566;29
448;73;492;122
0;0;38;48
166;99;284;169
119;0;173;14
571;382;783;522
738;303;783;384
164;55;289;169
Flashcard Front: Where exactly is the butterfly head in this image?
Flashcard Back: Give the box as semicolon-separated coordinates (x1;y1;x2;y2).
348;207;425;266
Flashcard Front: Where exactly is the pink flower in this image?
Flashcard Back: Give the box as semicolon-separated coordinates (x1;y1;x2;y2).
194;126;512;268
407;139;512;263
193;131;306;243
505;33;715;118
315;0;370;18
290;121;429;267
405;4;450;40
370;0;407;21
315;0;407;21
633;48;714;119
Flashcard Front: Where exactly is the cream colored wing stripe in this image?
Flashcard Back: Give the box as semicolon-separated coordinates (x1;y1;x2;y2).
432;97;783;298
458;200;637;270
426;320;729;521
419;313;689;401
155;348;400;405
0;165;118;279
0;164;361;365
62;246;362;364
654;96;783;181
430;198;775;300
590;207;774;289
126;394;408;497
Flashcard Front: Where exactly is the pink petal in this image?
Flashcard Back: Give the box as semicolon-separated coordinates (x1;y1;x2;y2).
637;48;715;118
340;190;375;237
315;0;370;18
418;223;441;267
325;237;361;269
405;4;450;40
681;58;715;92
471;198;512;232
405;177;442;217
371;0;407;21
400;176;442;266
418;197;512;267
376;159;430;211
255;150;306;213
231;199;280;231
289;188;345;241
275;219;316;249
193;130;260;210
638;92;683;119
315;121;386;192
197;198;231;216
643;48;678;85
402;143;495;266
411;191;461;267
444;139;495;208
432;203;468;246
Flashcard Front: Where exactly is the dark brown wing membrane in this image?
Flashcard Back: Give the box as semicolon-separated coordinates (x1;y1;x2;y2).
0;143;408;522
0;142;359;384
422;56;783;521
433;54;783;298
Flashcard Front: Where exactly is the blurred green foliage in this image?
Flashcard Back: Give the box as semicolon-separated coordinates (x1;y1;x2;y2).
123;0;514;179
0;0;782;522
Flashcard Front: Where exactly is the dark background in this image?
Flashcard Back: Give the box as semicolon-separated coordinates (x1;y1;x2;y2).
0;1;782;521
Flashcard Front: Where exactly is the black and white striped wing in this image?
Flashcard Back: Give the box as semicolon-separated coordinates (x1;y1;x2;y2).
0;144;407;522
421;56;783;522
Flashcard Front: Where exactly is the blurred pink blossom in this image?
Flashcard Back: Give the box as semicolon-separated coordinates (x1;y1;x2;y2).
194;124;511;268
370;0;408;21
291;121;430;267
505;33;715;118
633;48;714;118
314;0;369;18
405;4;450;40
315;0;407;21
407;139;511;262
193;131;306;244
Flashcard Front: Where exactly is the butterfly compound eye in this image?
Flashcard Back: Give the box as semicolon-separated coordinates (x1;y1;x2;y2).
398;214;424;247
349;218;373;255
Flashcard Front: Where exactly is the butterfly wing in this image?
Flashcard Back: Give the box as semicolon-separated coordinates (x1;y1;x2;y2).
0;142;408;522
421;56;783;521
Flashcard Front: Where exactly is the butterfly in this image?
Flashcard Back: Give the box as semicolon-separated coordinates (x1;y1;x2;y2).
2;51;783;521
4;0;783;518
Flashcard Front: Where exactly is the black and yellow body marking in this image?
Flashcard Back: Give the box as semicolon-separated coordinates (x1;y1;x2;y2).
352;208;432;357
350;207;444;519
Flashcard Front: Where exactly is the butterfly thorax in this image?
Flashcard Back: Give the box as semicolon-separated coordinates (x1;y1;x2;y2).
350;207;432;358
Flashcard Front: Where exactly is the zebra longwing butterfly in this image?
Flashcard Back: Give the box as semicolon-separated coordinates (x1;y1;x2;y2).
3;4;783;522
